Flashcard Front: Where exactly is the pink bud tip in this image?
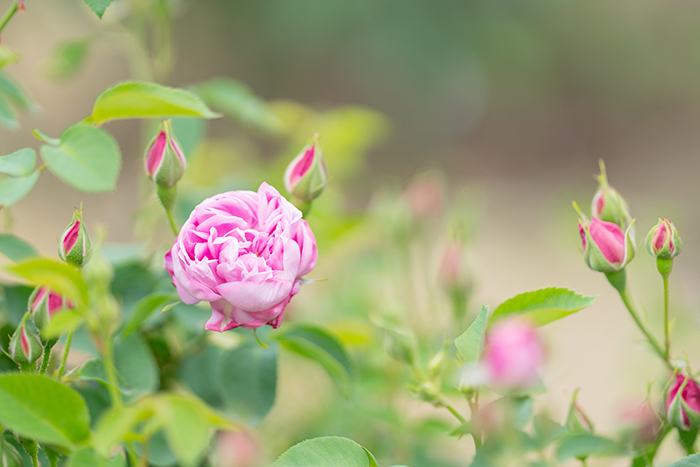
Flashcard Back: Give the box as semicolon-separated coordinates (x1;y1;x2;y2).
31;287;47;312
288;145;315;188
589;218;625;264
483;318;544;388
667;374;700;426
61;220;81;254
146;130;168;177
20;327;30;358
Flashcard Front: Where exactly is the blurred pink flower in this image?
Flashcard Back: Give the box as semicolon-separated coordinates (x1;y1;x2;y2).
165;182;317;331
482;318;544;388
215;431;265;467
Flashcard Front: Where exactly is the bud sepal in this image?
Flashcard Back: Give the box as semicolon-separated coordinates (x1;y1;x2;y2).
591;160;632;228
646;218;682;260
8;324;43;366
145;119;186;188
58;208;91;267
284;134;328;203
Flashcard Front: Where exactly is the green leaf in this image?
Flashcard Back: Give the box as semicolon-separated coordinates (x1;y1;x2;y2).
114;333;159;394
68;448;125;467
83;0;113;19
216;343;277;425
0;234;38;262
489;287;596;327
193;78;280;132
0;148;35;177
121;292;179;338
0;94;17;129
0;374;90;449
454;305;488;363
40;125;121;192
0;45;19;68
669;454;700;467
42;309;84;338
272;437;377;467
47;38;91;80
0;171;39;206
88;81;219;123
0;72;38;113
93;404;148;457
155;394;231;467
276;323;353;397
555;433;625;462
8;258;88;307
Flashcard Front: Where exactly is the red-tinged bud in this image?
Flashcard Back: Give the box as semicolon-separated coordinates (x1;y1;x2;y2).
577;207;635;273
145;120;186;189
666;374;700;431
29;286;75;332
284;134;328;203
8;324;43;365
482;318;544;389
58;208;91;267
591;160;632;228
17;0;24;12
216;430;265;467
646;218;681;260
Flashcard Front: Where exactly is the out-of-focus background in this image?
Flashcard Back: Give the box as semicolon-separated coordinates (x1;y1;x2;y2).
3;0;700;465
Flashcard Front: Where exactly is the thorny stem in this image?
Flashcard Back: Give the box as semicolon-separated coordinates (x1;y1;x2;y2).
606;270;672;370
57;329;74;380
0;0;19;36
39;339;57;375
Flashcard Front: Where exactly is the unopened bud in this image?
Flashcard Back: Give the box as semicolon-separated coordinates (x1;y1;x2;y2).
666;374;700;431
591;160;632;228
145;120;186;188
577;211;635;274
8;324;43;365
284;134;328;203
646;218;681;260
29;286;75;332
58;208;91;267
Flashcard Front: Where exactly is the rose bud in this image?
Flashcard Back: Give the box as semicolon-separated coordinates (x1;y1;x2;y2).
591;160;632;228
145;119;186;189
8;324;43;365
482;318;544;389
646;218;681;260
29;286;75;332
58;208;91;267
578;214;635;274
666;374;700;431
284;134;328;203
620;401;662;446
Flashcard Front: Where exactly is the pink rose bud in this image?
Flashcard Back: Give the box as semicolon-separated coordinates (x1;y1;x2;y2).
29;286;75;332
145;119;186;189
646;218;681;260
283;134;328;203
215;430;265;467
482;318;544;389
58;208;91;267
666;374;700;431
577;214;635;273
620;401;662;445
165;182;318;332
402;172;445;221
591;160;632;228
8;324;43;365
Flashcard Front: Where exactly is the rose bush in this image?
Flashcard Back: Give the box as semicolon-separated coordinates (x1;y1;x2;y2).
165;182;318;331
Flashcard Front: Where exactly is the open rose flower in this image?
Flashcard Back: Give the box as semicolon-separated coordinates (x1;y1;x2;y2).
165;182;317;331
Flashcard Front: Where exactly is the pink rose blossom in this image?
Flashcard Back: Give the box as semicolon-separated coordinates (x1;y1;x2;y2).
165;182;317;332
482;318;544;388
